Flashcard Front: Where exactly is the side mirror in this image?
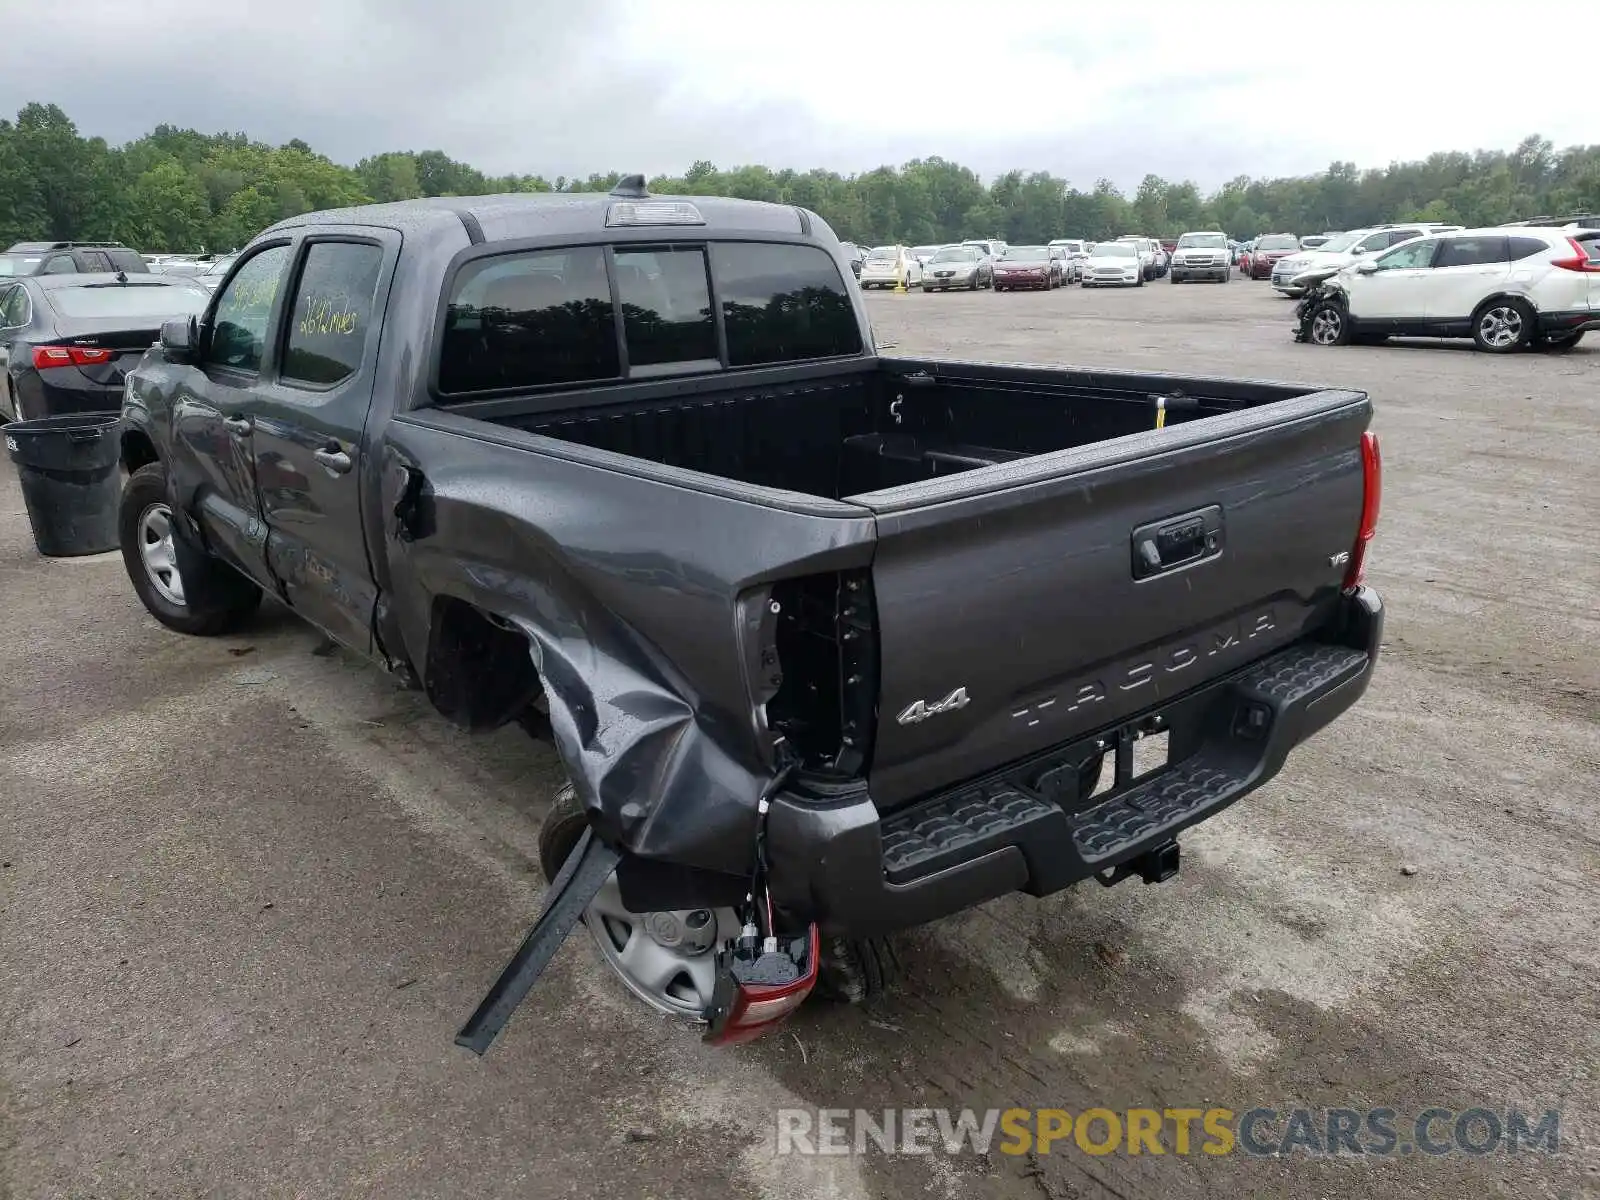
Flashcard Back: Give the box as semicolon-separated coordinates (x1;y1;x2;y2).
160;315;196;362
1353;260;1380;275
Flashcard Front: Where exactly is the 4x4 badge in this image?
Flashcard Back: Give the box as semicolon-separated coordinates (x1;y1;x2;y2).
897;687;970;726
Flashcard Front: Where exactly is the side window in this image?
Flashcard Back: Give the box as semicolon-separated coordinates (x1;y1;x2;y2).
710;242;863;367
1373;239;1438;271
1507;236;1549;262
280;242;385;388
1355;233;1390;254
1435;236;1508;268
42;256;76;275
80;251;113;272
1385;229;1423;247
438;246;619;396
614;246;717;371
205;244;290;374
0;285;27;326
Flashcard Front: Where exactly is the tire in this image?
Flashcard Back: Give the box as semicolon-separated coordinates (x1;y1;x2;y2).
1306;298;1352;346
1472;298;1535;353
119;463;262;636
1136;274;1145;287
539;784;897;1010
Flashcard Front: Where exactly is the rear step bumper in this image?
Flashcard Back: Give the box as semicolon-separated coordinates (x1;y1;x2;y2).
767;587;1382;938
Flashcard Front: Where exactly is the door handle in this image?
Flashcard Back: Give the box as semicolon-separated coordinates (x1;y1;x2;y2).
223;415;252;436
313;446;353;475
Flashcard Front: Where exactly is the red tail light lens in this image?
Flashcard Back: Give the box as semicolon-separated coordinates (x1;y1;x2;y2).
1343;431;1382;592
1550;237;1600;273
32;345;114;369
702;925;820;1046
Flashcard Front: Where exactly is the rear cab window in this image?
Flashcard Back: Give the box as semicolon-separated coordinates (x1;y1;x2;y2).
436;239;861;399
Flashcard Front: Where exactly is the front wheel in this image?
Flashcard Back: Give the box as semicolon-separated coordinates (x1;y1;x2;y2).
1306;298;1351;346
119;463;262;636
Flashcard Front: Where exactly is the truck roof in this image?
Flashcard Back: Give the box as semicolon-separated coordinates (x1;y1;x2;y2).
262;180;816;245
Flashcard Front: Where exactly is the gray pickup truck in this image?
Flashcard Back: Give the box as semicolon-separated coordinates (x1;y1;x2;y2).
117;180;1383;1051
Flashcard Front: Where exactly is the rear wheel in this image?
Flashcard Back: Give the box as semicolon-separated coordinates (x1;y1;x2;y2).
1472;298;1534;353
538;785;898;1012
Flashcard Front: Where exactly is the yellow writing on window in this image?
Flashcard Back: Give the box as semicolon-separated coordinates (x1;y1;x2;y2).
297;293;361;338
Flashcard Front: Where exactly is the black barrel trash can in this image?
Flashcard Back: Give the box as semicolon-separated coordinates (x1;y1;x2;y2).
5;413;124;557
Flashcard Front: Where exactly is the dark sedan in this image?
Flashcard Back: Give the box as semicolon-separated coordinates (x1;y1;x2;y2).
993;245;1062;291
0;273;211;421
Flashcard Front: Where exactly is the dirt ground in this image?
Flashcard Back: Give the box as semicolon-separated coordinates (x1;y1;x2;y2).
2;278;1596;1200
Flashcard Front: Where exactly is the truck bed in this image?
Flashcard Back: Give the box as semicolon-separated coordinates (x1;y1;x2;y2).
483;359;1327;502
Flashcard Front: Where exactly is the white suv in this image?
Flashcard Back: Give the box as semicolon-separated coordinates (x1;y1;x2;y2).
1298;227;1600;353
1272;223;1462;296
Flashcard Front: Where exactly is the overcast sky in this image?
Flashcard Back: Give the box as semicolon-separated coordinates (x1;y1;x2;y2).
2;0;1595;193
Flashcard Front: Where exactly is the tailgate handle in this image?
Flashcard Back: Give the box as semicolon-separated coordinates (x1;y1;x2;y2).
1132;505;1224;580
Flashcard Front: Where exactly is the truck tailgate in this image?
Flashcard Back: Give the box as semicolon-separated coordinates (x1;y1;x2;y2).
856;390;1371;810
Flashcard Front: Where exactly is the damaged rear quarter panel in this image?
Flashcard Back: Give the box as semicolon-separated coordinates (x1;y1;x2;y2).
376;412;878;875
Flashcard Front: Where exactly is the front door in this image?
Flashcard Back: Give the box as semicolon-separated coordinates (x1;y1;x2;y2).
168;240;294;586
249;231;397;656
1345;237;1440;325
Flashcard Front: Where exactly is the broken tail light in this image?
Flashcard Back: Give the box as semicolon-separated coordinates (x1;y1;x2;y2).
1343;431;1382;592
702;925;820;1045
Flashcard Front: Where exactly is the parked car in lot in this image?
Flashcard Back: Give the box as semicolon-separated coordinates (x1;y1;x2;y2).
115;182;1383;1053
1295;226;1600;353
994;245;1062;291
924;244;993;291
909;245;943;268
839;242;866;279
1271;224;1462;295
1299;234;1335;250
0;273;210;421
859;245;923;289
1246;234;1301;279
194;254;239;292
0;241;150;278
1115;237;1160;281
1048;239;1088;281
1169;232;1233;283
1082;241;1146;287
961;238;1006;261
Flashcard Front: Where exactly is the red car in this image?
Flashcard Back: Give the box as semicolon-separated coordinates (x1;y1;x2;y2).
1248;234;1301;280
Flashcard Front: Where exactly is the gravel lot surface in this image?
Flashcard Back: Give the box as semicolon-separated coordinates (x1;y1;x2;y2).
3;278;1595;1199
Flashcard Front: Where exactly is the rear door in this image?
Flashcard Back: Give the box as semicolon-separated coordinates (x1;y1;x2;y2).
859;383;1371;808
1424;235;1510;324
248;229;397;655
167;240;294;586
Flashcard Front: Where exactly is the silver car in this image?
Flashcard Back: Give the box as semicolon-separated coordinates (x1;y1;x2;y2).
922;245;993;291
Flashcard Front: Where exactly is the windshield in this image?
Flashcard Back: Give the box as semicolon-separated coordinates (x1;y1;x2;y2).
1311;231;1361;253
931;247;979;263
1007;246;1049;260
1177;233;1227;248
867;247;898;262
47;282;211;319
1093;243;1137;258
0;256;42;276
1256;235;1300;251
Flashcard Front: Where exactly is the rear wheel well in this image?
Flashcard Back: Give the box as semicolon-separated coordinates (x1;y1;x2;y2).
121;429;159;474
1471;292;1535;321
424;596;542;731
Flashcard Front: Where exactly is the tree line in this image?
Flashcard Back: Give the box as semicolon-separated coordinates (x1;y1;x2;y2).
1;101;1596;254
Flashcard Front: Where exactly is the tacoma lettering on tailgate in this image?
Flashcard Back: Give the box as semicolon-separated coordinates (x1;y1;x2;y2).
1010;608;1277;729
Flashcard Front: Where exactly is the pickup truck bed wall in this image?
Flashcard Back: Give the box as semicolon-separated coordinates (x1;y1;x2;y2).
489;360;1323;501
